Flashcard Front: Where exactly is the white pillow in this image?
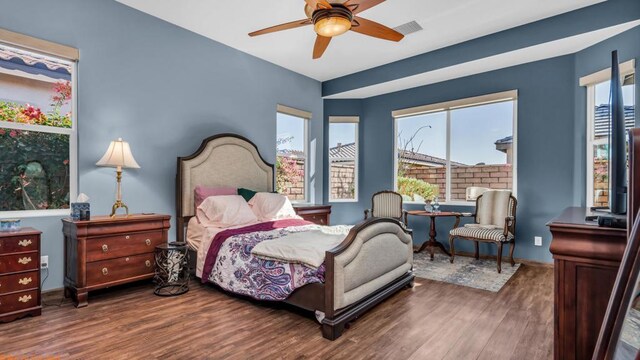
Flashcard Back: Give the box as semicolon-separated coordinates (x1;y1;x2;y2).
249;192;301;222
196;195;257;228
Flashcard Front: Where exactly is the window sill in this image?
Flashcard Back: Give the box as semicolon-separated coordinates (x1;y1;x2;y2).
0;209;70;218
329;199;358;203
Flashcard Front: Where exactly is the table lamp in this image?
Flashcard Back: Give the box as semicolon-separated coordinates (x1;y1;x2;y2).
96;138;140;217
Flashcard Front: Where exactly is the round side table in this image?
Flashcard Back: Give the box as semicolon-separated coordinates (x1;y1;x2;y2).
154;242;190;296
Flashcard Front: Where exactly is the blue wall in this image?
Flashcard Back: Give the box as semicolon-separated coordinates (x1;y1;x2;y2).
325;56;578;263
324;26;640;263
0;0;323;290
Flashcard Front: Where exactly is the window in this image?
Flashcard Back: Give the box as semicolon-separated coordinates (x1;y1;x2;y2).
276;105;310;202
0;37;78;216
329;116;359;202
393;91;517;204
583;62;635;208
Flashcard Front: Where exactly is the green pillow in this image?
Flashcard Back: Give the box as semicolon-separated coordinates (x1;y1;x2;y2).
238;188;257;202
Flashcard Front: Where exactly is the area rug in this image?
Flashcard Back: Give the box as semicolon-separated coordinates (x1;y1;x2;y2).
413;252;521;292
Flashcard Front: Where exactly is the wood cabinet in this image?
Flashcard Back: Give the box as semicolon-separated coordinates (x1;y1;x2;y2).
63;214;170;307
548;207;627;360
294;205;331;226
0;228;41;323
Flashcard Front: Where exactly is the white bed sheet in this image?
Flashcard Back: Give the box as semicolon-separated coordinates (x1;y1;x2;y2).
185;217;259;277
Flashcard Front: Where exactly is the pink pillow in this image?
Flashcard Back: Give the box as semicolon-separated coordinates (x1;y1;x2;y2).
196;195;257;228
194;186;237;208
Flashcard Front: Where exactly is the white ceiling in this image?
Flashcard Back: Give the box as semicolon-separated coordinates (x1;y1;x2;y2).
326;20;640;99
116;0;604;81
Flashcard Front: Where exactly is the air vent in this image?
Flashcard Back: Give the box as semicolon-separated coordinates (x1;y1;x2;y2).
394;21;423;36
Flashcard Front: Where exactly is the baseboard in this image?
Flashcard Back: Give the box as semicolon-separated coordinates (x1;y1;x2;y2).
42;287;65;302
454;251;553;268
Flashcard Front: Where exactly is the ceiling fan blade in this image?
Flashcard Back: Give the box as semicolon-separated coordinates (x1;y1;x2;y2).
344;0;385;14
351;16;404;42
249;19;312;37
313;35;332;59
305;0;332;11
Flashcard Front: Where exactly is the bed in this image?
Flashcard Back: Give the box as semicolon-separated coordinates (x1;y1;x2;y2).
176;133;414;340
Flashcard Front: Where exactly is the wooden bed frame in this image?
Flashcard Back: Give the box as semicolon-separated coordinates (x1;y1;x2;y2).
176;133;414;340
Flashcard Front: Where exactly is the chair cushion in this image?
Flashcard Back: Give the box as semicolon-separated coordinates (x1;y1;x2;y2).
450;226;514;242
477;190;512;228
372;192;403;218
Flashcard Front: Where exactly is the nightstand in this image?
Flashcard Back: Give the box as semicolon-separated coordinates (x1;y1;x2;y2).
293;204;331;225
62;214;170;307
0;227;42;323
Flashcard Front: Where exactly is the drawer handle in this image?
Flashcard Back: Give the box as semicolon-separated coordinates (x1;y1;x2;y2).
18;277;32;285
125;257;130;262
102;268;109;275
18;295;32;303
102;244;109;253
145;260;151;268
18;257;32;265
125;235;130;240
18;239;32;247
145;239;151;246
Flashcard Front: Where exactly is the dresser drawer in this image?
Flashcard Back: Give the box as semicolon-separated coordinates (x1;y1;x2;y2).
0;253;38;273
300;214;328;225
0;235;39;255
86;231;164;262
0;289;38;313
0;271;39;295
86;253;155;286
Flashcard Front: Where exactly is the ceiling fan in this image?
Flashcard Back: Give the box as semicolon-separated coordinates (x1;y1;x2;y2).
248;0;404;59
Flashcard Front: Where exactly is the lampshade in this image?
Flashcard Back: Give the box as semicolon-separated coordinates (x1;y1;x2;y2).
96;138;140;169
314;16;352;37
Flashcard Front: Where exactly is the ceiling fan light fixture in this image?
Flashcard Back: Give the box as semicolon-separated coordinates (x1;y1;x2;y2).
312;5;353;37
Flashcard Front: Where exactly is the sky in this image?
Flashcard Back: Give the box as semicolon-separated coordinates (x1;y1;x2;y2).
277;112;306;152
595;80;635;106
397;101;514;166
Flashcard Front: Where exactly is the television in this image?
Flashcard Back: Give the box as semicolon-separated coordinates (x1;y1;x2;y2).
609;50;627;215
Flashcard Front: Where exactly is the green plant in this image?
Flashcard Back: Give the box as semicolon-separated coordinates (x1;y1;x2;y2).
397;176;439;201
0;80;72;211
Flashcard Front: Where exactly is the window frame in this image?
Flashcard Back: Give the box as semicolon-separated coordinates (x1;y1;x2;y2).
276;105;311;204
0;40;78;218
393;90;518;206
328;116;359;203
582;60;636;208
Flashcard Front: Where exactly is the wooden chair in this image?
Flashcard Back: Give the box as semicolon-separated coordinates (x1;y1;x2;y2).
364;190;407;225
448;190;517;273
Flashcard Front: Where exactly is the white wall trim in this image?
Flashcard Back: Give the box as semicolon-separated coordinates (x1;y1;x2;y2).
277;104;312;120
392;90;518;118
579;59;635;87
0;27;79;61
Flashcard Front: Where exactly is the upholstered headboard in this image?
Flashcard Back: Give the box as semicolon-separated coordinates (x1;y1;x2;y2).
176;133;274;242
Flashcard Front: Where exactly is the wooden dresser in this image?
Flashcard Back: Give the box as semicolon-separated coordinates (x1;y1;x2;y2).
63;214;170;307
548;207;626;360
0;227;41;323
294;204;331;225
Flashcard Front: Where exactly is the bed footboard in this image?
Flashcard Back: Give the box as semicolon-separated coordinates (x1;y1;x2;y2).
322;217;414;340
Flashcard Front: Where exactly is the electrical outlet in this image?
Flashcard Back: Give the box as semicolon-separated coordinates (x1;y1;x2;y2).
41;255;49;269
534;236;543;247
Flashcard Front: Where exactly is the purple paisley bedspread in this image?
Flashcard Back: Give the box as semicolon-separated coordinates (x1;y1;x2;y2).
201;219;351;301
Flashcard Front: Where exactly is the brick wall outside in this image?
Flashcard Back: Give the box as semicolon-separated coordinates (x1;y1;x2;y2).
404;163;513;200
593;159;609;207
280;158;514;201
330;162;355;200
278;158;305;201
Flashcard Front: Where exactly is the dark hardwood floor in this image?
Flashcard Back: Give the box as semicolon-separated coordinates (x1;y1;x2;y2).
0;265;552;359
